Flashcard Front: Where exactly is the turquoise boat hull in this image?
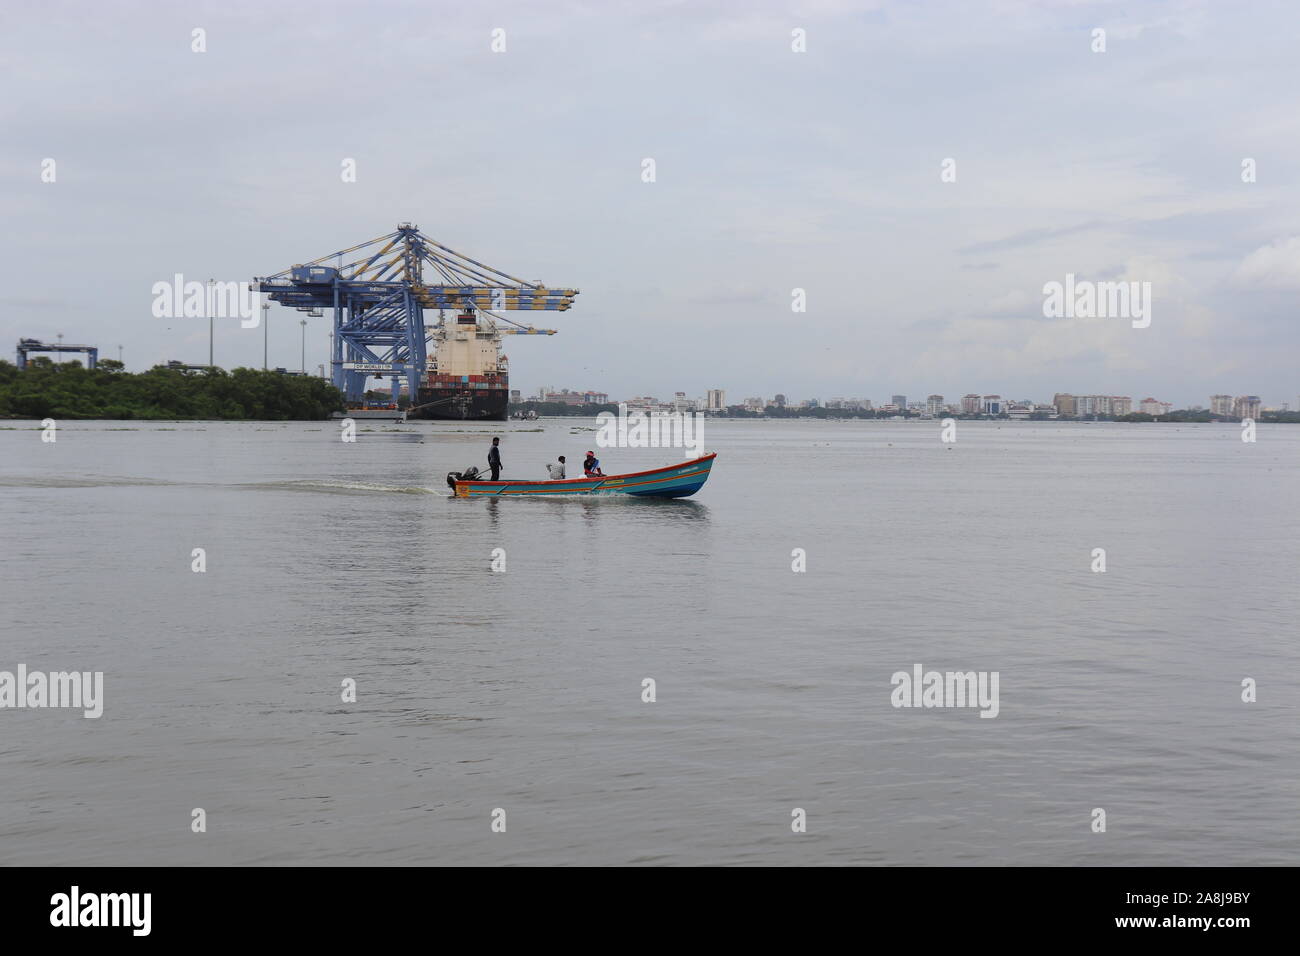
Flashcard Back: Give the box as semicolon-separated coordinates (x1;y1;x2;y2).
452;453;716;499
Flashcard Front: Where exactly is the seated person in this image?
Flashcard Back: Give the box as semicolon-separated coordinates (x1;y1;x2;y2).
547;456;566;479
583;451;605;477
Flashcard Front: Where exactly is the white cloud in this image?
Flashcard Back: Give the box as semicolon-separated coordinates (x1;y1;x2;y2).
1234;237;1300;289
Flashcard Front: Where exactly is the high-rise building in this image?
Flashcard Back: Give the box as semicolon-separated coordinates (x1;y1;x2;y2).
509;389;521;404
1139;397;1172;416
982;394;1002;415
1233;395;1261;419
891;395;907;410
705;389;726;410
927;394;944;416
961;394;981;415
1062;395;1131;417
1210;394;1233;416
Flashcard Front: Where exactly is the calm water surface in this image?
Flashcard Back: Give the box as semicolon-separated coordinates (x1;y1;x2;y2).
1;418;1297;865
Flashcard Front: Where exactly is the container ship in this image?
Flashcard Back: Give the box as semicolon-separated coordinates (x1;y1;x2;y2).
409;310;510;420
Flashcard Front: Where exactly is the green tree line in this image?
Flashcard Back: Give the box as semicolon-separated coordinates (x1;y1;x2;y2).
0;358;345;420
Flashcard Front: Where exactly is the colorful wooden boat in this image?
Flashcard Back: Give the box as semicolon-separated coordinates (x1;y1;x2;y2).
448;453;716;498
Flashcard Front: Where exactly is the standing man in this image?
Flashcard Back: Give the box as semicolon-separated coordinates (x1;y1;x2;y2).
488;437;503;480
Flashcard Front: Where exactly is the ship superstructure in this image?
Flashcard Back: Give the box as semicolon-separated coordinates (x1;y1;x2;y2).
416;310;511;419
410;307;561;419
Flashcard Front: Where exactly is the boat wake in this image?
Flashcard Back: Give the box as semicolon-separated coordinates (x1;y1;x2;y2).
0;476;177;489
255;479;442;496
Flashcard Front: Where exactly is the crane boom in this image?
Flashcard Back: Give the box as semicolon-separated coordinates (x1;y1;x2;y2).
254;223;578;407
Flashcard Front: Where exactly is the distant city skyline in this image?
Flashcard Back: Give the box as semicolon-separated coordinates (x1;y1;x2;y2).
519;383;1292;413
313;376;1295;415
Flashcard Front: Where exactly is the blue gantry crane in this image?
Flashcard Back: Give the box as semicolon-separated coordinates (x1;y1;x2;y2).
254;224;578;403
16;338;98;369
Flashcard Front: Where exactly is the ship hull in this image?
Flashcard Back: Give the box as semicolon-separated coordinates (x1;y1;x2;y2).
410;386;509;421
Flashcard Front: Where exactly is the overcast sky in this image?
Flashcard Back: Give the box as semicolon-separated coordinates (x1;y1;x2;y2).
4;0;1299;407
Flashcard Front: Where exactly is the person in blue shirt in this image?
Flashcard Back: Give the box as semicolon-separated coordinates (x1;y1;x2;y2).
583;451;605;477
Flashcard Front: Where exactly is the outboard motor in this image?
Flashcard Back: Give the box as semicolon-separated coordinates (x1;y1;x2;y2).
445;465;481;491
